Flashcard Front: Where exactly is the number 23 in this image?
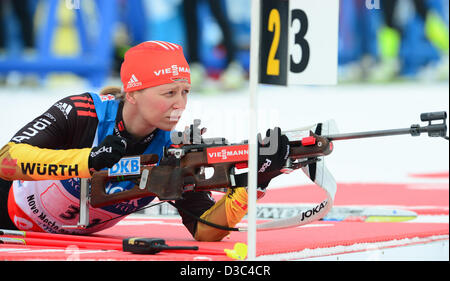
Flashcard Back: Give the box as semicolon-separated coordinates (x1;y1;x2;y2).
266;8;310;76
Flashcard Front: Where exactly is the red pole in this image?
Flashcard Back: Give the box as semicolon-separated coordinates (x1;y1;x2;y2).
1;229;224;255
0;236;122;251
0;229;120;244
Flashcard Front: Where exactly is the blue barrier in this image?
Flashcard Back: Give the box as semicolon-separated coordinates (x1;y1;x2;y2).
0;0;117;87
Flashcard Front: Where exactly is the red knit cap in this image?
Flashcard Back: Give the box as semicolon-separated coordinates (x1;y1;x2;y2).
120;41;191;92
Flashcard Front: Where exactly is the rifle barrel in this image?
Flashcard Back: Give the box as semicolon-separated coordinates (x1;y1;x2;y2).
325;127;413;141
325;122;447;141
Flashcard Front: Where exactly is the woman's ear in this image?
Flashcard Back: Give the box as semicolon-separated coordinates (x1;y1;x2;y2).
125;91;137;104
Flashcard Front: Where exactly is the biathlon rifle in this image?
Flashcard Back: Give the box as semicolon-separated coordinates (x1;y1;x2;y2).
64;111;448;230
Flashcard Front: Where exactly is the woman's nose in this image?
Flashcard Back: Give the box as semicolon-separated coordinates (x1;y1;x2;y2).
173;93;187;109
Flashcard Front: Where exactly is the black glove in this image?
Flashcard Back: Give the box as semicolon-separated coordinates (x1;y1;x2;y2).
257;127;290;189
88;135;127;171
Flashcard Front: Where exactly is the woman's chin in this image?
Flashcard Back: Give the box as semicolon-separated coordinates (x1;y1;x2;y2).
160;119;179;131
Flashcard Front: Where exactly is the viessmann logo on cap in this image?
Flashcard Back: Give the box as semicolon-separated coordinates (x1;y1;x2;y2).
126;65;190;89
153;64;190;77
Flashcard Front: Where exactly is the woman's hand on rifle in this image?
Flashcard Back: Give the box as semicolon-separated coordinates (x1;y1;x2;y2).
257;127;290;192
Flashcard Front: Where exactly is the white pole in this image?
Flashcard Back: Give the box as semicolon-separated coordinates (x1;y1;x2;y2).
247;0;260;261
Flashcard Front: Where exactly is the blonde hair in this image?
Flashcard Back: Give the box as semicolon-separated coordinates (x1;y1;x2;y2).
99;86;125;100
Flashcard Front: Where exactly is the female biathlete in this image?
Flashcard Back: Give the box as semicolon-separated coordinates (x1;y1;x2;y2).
0;41;289;241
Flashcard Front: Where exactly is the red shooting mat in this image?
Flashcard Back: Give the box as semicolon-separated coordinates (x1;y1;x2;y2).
1;173;448;261
258;182;449;215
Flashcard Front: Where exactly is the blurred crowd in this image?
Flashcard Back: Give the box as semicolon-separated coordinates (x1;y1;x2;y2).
339;0;448;83
0;0;448;89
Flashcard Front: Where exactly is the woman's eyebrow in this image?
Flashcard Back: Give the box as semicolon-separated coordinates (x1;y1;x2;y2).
163;86;177;91
169;85;190;91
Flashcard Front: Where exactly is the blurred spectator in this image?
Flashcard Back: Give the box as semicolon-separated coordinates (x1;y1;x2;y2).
0;0;36;85
0;0;35;57
112;0;148;77
338;0;377;82
338;0;448;83
182;0;246;91
369;0;449;82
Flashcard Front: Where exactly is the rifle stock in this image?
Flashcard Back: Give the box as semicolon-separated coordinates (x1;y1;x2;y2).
90;154;159;208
